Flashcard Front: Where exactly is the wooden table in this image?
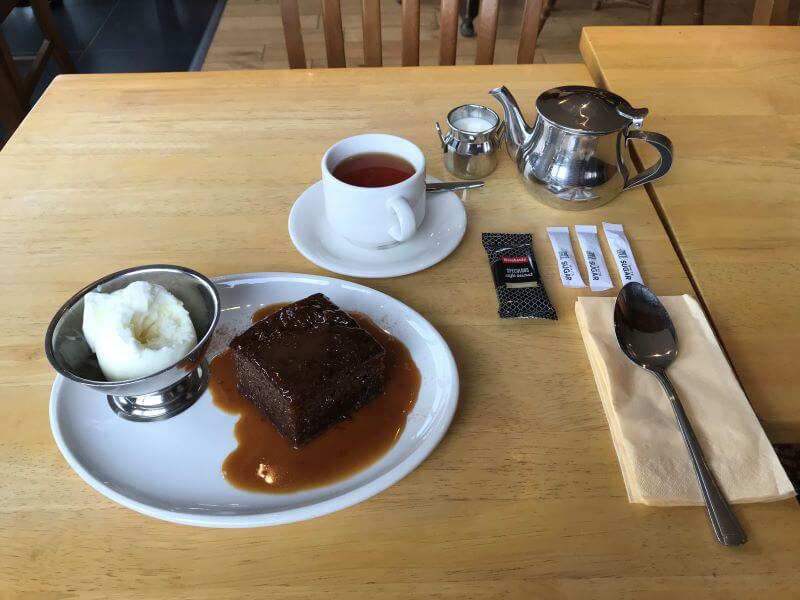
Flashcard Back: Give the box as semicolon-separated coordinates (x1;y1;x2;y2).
581;26;800;442
1;65;798;597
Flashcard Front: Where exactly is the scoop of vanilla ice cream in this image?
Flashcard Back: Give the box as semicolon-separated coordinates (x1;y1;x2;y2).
83;281;198;381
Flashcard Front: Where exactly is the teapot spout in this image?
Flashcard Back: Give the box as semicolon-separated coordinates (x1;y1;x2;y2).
489;85;533;162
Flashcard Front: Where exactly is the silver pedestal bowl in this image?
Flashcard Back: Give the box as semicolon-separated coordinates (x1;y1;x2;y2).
45;265;220;422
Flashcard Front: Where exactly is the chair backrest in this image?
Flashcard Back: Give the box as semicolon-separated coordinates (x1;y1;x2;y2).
0;0;14;22
0;0;76;104
279;0;545;68
0;41;24;140
0;1;25;136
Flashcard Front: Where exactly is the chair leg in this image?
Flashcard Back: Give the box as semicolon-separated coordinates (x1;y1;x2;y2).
0;32;25;107
0;67;25;140
539;0;557;33
648;0;665;24
29;0;76;73
752;0;791;24
693;0;704;24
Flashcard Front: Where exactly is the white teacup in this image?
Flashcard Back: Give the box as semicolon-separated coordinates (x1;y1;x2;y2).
322;134;426;249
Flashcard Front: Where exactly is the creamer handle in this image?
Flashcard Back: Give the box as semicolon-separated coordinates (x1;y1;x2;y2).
435;122;446;149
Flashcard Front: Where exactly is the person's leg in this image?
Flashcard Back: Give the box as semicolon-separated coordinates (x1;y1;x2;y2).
460;0;480;37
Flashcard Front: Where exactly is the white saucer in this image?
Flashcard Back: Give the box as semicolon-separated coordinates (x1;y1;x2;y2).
288;179;467;278
50;272;459;528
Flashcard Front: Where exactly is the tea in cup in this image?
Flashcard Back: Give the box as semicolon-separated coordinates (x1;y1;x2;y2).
322;134;426;249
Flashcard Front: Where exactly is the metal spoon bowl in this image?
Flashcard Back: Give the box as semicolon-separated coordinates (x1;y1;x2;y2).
614;282;747;546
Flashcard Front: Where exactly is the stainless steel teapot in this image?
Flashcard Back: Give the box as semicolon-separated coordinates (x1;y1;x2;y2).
490;85;673;211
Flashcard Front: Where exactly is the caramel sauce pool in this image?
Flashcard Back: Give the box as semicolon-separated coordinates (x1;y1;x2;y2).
209;303;421;493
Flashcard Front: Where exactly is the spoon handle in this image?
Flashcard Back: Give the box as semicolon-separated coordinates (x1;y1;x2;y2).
652;368;747;546
425;181;485;193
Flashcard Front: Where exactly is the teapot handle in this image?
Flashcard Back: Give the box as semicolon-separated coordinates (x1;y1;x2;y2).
623;130;673;190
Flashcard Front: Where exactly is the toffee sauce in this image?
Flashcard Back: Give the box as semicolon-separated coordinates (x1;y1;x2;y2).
209;303;420;493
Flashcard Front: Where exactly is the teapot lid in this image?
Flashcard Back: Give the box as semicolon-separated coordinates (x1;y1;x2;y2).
536;85;648;134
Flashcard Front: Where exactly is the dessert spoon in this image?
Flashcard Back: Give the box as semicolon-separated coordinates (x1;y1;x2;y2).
613;281;747;546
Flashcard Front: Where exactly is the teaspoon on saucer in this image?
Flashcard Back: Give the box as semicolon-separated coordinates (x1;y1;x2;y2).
613;282;747;547
425;181;484;193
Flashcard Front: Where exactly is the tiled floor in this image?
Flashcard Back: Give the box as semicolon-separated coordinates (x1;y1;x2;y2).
2;0;223;103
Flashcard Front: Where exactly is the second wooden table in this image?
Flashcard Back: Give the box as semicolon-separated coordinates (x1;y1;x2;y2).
581;25;800;441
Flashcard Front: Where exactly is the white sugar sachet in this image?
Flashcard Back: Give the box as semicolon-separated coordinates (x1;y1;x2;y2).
602;222;643;285
575;225;613;291
546;226;586;288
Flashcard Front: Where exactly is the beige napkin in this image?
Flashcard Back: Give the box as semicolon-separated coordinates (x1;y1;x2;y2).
576;295;794;506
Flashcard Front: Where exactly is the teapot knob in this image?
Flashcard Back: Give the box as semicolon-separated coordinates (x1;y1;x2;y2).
617;106;649;129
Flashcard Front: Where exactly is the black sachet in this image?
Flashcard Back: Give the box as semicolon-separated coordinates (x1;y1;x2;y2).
482;232;557;320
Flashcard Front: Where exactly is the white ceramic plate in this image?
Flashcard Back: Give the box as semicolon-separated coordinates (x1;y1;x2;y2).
288;178;467;278
50;272;458;527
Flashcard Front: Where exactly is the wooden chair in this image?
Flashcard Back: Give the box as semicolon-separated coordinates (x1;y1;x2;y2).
592;0;705;25
649;0;795;28
752;0;794;24
0;0;76;139
0;62;25;139
648;0;704;24
279;0;546;68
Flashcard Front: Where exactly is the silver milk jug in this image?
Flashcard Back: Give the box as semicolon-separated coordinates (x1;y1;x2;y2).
436;104;504;180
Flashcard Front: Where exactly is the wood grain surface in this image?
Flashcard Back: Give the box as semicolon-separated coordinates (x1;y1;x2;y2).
280;0;308;68
401;0;420;66
321;0;347;67
581;26;800;443
475;0;500;65
438;0;459;66
1;64;797;598
361;0;383;66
